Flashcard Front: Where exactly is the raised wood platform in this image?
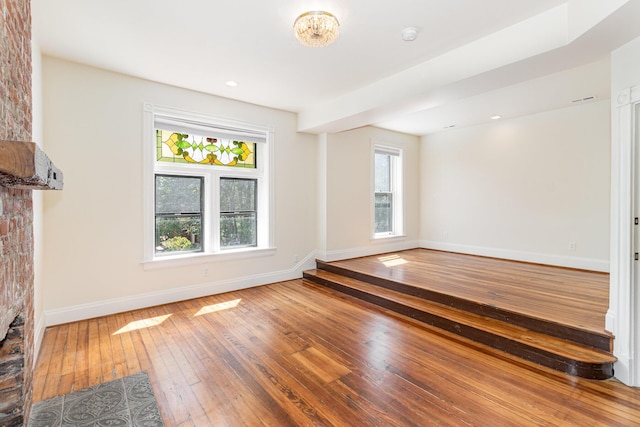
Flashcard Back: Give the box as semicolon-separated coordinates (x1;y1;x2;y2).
303;249;616;379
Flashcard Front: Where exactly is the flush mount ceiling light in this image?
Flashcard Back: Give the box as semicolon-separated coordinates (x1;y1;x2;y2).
293;11;340;47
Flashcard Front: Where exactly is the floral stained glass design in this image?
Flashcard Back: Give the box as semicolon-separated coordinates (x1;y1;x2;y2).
156;129;256;168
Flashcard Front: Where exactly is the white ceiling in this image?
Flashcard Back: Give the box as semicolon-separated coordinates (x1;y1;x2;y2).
32;0;640;136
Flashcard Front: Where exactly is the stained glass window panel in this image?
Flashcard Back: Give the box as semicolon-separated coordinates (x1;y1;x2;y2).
156;129;256;168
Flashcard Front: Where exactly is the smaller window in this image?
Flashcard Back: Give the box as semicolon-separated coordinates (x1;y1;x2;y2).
373;145;403;237
220;177;257;249
155;175;204;255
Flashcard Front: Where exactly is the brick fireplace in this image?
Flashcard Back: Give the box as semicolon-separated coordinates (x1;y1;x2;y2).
0;0;35;424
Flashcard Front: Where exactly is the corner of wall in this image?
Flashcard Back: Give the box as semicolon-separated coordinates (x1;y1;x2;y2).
31;37;45;366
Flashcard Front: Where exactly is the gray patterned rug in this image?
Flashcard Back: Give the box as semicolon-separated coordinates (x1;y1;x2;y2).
28;372;164;427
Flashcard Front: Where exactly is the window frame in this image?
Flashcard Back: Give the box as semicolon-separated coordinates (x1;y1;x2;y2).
372;142;404;239
143;103;275;269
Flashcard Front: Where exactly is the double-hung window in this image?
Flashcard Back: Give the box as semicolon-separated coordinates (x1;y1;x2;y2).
144;104;273;264
373;144;403;237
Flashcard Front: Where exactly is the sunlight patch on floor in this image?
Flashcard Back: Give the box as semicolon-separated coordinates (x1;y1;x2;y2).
195;298;242;316
113;314;172;335
378;254;408;267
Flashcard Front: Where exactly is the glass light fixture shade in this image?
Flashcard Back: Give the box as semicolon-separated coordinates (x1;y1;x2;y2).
293;11;340;47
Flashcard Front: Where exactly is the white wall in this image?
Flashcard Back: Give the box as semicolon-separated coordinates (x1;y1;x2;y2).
420;100;611;271
41;57;317;324
318;127;420;260
608;34;640;386
611;36;640;94
31;41;45;359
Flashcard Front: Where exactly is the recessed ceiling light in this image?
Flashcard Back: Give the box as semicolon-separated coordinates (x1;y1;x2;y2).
226;80;239;87
491;115;502;120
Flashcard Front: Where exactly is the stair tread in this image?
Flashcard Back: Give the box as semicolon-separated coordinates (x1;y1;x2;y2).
304;269;615;364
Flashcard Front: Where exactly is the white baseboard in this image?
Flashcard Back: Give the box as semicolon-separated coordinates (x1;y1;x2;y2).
419;240;610;272
44;252;317;327
316;239;419;262
33;313;47;367
43;241;609;326
605;309;616;333
612;356;636;387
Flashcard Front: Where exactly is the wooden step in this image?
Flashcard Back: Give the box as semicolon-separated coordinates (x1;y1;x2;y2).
315;259;613;353
303;269;616;380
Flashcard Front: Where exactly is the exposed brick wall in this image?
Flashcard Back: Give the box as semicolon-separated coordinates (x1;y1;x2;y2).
0;0;34;425
0;0;32;142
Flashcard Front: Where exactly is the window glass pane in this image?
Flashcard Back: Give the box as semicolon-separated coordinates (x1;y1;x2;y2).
155;175;203;254
220;178;256;212
375;153;391;192
220;213;257;247
156;129;256;168
155;175;202;214
155;216;202;254
375;193;392;233
220;178;257;248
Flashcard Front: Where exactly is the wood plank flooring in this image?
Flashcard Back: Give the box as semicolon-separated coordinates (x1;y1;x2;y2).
326;249;610;333
33;279;639;426
303;267;615;379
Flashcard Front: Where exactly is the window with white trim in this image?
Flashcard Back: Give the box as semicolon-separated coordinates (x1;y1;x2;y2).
373;145;403;237
144;105;273;263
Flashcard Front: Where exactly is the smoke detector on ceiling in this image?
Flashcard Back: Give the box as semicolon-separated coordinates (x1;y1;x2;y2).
401;27;418;42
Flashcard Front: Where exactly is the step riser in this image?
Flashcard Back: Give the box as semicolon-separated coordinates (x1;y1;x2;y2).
304;273;614;380
316;261;612;352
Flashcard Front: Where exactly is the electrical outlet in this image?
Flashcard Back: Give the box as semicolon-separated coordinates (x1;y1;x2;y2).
569;242;576;251
203;267;209;277
294;254;299;263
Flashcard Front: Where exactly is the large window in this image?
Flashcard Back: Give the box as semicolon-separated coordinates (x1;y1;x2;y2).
373;145;403;237
144;105;273;264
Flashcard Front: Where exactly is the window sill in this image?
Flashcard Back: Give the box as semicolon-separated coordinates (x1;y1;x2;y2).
372;233;407;241
142;247;277;270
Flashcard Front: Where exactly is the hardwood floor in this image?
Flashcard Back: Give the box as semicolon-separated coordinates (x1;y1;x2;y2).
324;249;610;333
33;279;639;426
304;249;615;379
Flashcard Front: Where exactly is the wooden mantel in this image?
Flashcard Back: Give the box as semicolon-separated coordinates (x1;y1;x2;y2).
0;141;63;190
